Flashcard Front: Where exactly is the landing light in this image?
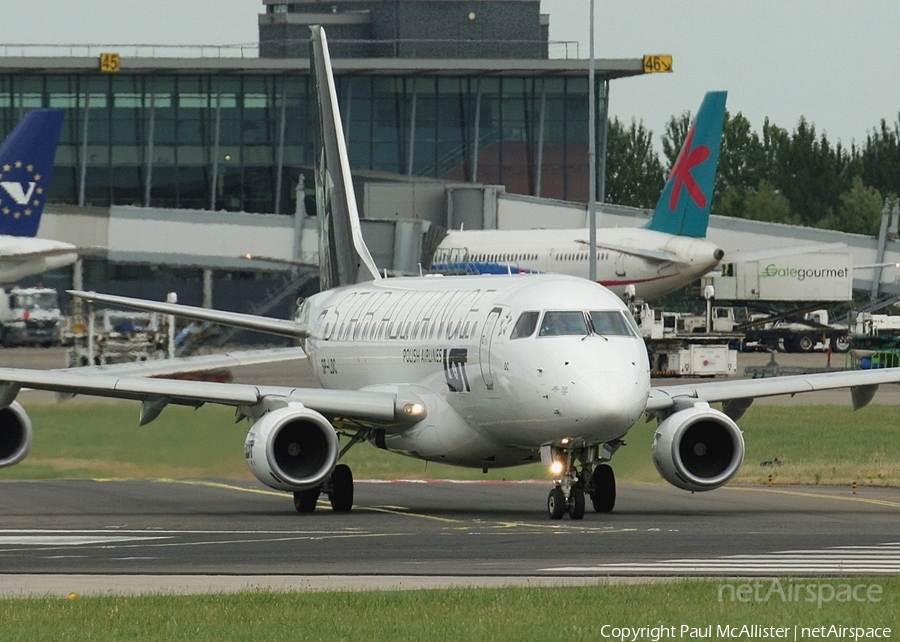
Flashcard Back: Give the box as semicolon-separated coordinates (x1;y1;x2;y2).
403;402;425;417
550;461;564;476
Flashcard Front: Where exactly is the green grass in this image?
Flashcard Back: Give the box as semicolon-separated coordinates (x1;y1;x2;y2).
2;402;900;487
2;580;899;641
735;405;900;486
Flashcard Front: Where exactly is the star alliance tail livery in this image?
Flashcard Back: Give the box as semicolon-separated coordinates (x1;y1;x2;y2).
0;108;65;238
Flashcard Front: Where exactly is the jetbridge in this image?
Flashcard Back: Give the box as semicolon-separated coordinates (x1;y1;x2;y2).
37;181;900;307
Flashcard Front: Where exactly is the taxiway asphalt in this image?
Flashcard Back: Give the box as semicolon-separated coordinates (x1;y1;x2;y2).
1;478;898;595
2;347;899;595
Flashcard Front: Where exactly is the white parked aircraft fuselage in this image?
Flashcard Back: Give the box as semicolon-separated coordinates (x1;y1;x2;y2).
300;273;651;467
440;228;723;300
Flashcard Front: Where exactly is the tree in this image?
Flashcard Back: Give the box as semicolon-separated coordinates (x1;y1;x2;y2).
818;176;883;236
764;118;852;227
661;112;691;168
715;180;795;224
857;115;900;199
603;117;665;208
715;112;766;205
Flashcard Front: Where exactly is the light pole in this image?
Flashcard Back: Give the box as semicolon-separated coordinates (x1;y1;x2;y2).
588;0;597;282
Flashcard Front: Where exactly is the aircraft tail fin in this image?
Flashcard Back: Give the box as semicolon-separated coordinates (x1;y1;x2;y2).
0;108;65;238
645;91;726;238
309;25;381;290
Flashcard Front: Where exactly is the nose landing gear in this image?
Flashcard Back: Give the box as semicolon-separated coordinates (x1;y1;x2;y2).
545;442;619;519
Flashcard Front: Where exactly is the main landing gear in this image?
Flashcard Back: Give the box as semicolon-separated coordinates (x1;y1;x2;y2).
293;463;354;514
293;430;367;514
546;442;619;520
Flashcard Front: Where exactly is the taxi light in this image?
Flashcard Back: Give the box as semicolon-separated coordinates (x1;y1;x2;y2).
550;461;564;476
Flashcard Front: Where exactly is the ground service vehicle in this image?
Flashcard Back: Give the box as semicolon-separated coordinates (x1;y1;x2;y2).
0;286;62;346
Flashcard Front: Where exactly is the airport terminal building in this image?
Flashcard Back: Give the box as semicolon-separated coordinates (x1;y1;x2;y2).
0;0;644;217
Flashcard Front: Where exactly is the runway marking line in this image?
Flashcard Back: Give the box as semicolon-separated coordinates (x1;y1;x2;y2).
149;479;286;498
724;485;900;509
0;532;406;556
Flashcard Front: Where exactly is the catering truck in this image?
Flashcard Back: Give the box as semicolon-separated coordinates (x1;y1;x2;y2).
710;252;853;302
703;252;853;352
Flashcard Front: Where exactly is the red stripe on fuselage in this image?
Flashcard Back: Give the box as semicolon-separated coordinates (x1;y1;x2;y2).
598;274;674;287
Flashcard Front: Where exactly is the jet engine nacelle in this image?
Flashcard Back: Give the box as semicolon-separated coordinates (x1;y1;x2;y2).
0;402;33;468
244;403;339;492
651;404;744;492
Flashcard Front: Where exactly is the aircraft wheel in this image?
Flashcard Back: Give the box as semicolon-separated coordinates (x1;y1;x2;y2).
591;464;616;513
569;487;585;520
329;464;354;513
294;486;320;513
547;487;566;520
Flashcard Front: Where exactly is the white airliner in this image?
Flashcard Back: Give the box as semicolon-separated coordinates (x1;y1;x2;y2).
432;91;728;300
0;28;898;520
0;108;78;283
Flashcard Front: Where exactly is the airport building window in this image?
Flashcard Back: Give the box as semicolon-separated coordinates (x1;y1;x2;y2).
0;65;602;212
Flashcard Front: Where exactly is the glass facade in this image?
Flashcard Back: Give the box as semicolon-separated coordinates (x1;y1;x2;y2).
0;69;598;214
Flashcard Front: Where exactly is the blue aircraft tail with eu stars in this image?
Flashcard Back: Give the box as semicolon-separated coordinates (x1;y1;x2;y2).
0;108;66;238
644;91;726;239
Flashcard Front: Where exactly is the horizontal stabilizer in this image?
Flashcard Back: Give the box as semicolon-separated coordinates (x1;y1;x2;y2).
68;290;304;340
575;238;682;264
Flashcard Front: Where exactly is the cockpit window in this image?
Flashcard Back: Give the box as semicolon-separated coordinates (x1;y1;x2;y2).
538;311;589;337
589;310;637;337
511;311;539;339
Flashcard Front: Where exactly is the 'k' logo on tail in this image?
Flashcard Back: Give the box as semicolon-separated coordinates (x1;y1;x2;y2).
645;91;726;239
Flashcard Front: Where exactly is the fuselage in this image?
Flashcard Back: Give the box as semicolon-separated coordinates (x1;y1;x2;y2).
438;228;723;300
0;235;78;283
298;273;651;468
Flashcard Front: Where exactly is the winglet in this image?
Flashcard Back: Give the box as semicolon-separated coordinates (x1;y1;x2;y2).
0;108;65;238
309;25;381;289
645;91;726;238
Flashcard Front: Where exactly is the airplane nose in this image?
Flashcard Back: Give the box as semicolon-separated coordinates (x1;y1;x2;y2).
573;369;646;430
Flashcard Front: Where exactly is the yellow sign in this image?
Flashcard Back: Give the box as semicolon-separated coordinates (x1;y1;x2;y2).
99;53;121;73
642;55;673;74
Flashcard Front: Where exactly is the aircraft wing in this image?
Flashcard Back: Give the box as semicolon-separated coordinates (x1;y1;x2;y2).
61;346;308;378
69;290;304;340
647;368;900;414
0;366;425;429
574;239;680;264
